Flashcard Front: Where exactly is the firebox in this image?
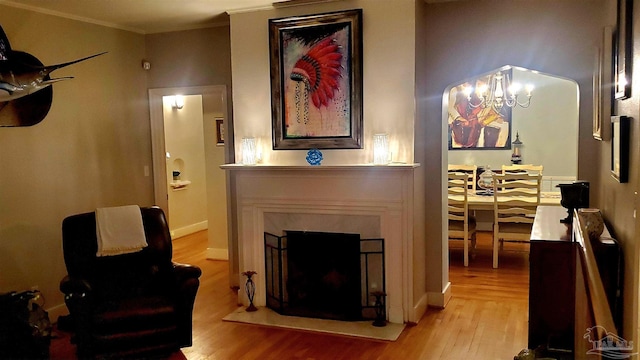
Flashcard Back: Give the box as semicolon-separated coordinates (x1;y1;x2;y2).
264;230;385;321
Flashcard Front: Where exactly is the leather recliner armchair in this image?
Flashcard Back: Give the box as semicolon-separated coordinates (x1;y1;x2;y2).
59;206;202;358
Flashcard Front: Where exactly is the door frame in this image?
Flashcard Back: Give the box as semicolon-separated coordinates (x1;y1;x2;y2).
148;85;230;216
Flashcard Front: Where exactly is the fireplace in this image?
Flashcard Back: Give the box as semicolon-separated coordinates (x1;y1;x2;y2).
265;231;385;321
223;164;424;324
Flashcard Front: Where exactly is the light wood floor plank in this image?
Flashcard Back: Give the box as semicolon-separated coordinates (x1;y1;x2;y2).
51;231;529;359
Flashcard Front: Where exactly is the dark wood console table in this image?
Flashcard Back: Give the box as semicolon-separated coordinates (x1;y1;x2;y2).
529;206;576;355
529;206;622;359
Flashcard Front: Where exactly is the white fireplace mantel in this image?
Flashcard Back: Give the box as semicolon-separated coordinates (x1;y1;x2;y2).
220;163;420;171
223;163;422;324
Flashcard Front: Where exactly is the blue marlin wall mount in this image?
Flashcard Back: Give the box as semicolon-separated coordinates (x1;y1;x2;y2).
0;25;106;127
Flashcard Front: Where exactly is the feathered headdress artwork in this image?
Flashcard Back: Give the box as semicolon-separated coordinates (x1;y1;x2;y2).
289;37;343;124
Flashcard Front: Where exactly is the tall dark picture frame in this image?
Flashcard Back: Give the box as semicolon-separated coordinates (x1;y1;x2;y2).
269;9;363;150
594;26;615;141
216;118;224;145
615;0;632;100
611;115;629;183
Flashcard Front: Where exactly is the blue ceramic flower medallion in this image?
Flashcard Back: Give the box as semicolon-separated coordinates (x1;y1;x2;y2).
306;148;323;166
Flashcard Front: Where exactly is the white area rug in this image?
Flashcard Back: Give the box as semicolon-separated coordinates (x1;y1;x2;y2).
222;307;405;341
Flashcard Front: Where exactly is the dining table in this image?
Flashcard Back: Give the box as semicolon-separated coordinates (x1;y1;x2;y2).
449;191;562;211
448;190;563;231
448;189;563;231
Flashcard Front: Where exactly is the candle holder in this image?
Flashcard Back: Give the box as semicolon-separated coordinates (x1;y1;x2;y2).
242;271;258;312
371;291;387;327
373;133;390;165
242;137;257;165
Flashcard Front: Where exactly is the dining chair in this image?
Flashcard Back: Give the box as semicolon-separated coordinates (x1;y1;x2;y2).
448;164;477;192
448;172;477;267
492;172;542;268
501;164;544;175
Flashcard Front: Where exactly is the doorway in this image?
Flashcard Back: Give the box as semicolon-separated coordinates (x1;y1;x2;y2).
149;85;231;260
443;66;580;266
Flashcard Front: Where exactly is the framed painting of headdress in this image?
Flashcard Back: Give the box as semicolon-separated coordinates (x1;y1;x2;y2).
269;9;363;150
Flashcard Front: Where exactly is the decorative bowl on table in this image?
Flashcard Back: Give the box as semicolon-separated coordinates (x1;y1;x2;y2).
577;208;604;241
476;166;495;195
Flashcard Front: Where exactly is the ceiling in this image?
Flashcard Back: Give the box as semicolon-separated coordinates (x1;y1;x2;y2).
0;0;458;34
0;0;289;34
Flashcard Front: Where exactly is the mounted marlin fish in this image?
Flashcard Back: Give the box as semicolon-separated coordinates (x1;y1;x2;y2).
0;25;106;126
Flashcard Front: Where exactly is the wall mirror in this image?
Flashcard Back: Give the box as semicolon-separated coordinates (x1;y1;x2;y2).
611;115;629;183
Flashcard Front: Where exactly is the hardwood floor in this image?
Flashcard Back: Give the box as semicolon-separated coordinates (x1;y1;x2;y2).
51;231;530;360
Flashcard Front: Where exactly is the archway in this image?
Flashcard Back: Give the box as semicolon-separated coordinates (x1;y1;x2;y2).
443;65;579;265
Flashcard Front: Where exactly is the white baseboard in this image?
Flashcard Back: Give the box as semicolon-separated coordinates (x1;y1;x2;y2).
171;220;208;239
410;292;429;323
427;281;452;308
206;247;229;260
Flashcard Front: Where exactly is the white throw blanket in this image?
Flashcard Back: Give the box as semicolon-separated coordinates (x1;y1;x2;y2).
95;205;148;257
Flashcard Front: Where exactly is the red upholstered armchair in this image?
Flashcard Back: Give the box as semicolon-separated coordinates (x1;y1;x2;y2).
59;206;201;358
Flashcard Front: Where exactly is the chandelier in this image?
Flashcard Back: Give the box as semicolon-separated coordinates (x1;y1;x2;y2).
463;71;534;112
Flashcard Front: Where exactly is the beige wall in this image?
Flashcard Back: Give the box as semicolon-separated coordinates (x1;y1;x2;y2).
420;0;640;345
202;92;229;258
0;12;234;317
413;0;429;311
229;0;416;165
0;6;152;313
226;0;430;310
146;28;233;260
614;0;640;346
145;26;234;159
2;0;638;345
227;0;425;307
145;27;232;90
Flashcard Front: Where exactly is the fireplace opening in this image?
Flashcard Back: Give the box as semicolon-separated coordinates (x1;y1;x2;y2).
287;231;361;320
264;230;385;322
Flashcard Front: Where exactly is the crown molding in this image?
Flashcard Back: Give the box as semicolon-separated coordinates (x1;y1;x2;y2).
272;0;343;8
0;0;145;34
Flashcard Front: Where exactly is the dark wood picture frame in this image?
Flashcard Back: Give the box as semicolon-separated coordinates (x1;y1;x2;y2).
614;0;632;100
611;115;629;183
269;9;363;150
216;118;224;145
594;26;615;141
593;45;603;140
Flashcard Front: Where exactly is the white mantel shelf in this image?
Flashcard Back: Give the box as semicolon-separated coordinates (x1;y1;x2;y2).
221;163;420;170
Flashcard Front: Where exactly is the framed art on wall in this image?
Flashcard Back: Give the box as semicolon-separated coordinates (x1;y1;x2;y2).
593;46;603;140
448;70;512;150
614;0;632;100
269;9;363;150
611;115;629;183
594;26;615;141
216;118;224;145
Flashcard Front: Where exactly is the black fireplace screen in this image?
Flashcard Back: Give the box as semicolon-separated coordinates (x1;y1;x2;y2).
264;230;385;321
